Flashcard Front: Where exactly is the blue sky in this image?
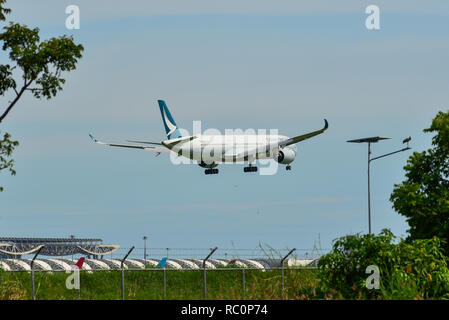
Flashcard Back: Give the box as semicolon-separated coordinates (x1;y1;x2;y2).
0;1;448;256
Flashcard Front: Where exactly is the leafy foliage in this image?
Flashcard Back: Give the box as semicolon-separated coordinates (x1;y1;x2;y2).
0;0;83;191
390;110;449;254
0;0;84;120
0;131;18;191
0;0;10;22
0;20;84;122
317;229;449;299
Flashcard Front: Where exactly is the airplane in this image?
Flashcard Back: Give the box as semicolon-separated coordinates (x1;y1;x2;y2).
89;100;328;175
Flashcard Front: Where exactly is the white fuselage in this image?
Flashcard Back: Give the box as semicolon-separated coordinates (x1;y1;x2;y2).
165;134;297;163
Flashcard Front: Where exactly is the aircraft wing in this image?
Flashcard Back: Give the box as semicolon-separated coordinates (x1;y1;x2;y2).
235;119;328;160
279;119;328;147
89;134;171;154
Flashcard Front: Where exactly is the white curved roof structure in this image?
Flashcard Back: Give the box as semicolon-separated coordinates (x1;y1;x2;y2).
23;259;53;272
76;245;119;256
143;259;159;267
172;259;200;270
107;259;127;269
47;259;72;272
7;259;31;271
86;259;111;270
0;258;319;271
240;259;266;271
0;260;11;271
165;260;182;269
210;259;228;267
191;259;216;269
0;244;44;256
69;259;93;273
126;259;145;269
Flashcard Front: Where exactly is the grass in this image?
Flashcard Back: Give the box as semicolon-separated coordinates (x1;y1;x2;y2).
0;268;321;300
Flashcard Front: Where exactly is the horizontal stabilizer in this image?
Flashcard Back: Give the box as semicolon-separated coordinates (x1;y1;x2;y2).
126;140;163;145
89;134;171;154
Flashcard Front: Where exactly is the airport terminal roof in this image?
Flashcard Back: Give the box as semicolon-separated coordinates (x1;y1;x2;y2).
0;237;119;258
0;237;102;243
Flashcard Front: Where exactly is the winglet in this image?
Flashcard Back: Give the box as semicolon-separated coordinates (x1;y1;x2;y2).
324;119;328;130
89;134;105;145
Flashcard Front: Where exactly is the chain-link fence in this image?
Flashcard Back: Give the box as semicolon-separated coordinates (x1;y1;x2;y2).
1;265;321;300
107;246;327;261
0;246;328;300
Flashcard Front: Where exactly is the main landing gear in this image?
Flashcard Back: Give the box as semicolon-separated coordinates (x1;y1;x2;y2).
244;165;258;173
286;165;292;171
205;168;219;175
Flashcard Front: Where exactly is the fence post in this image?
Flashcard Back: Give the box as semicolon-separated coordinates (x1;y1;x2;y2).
30;246;44;301
242;269;245;300
78;269;81;300
163;267;166;299
121;246;135;300
280;248;296;300
203;247;218;300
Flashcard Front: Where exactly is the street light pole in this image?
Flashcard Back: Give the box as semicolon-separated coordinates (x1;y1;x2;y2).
143;236;147;262
368;142;371;234
348;136;411;234
31;246;44;300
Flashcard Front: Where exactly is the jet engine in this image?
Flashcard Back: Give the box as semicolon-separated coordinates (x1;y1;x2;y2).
198;161;219;169
274;148;296;164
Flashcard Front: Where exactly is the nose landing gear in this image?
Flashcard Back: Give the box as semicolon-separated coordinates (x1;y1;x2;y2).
205;169;219;175
286;165;292;171
244;165;258;173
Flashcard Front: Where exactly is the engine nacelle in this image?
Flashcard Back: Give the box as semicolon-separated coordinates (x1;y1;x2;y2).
198;161;218;169
274;148;296;164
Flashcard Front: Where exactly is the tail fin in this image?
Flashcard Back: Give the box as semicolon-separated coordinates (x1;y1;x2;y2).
157;100;182;140
156;257;168;268
75;257;85;269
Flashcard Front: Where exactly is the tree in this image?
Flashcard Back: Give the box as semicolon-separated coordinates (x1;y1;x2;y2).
0;0;83;191
390;110;449;254
317;229;449;299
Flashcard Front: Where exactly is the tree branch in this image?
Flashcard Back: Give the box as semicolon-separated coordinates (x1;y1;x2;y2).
0;85;27;123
